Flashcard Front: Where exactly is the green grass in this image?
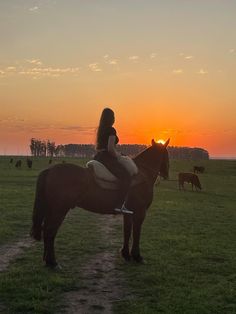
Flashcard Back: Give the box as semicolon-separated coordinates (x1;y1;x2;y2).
0;157;236;313
0;157;106;313
115;159;236;313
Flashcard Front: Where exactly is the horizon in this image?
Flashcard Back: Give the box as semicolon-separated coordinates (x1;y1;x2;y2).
1;1;236;157
1;143;236;160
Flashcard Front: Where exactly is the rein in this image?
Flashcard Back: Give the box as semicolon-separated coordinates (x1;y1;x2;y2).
135;161;159;183
133;146;167;184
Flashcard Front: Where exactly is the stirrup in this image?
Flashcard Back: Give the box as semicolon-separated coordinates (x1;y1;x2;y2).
114;205;133;214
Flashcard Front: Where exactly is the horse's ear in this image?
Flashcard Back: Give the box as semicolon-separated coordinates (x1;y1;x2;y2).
164;138;170;147
151;139;157;146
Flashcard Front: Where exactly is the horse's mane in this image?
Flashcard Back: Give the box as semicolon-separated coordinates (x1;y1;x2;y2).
133;146;152;163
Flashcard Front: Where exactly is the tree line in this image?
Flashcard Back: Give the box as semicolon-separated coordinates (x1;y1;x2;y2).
167;146;209;160
30;138;65;157
29;138;209;160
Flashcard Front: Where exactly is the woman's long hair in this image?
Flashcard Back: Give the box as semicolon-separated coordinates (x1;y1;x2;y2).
96;108;115;149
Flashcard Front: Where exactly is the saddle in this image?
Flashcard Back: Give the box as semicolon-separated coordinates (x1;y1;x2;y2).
86;158;143;190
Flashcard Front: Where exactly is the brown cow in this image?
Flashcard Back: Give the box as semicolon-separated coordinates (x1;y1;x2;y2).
178;172;202;191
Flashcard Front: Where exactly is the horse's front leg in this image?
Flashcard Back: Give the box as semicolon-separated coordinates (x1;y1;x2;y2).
121;214;133;261
131;210;146;263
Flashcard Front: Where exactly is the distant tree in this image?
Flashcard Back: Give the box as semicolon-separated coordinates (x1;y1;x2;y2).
30;138;36;156
47;140;56;157
30;138;47;157
167;147;209;160
55;145;65;157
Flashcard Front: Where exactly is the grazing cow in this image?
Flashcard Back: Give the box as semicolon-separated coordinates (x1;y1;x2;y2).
178;172;202;191
194;166;205;173
27;158;33;169
49;159;53;164
15;160;22;169
9;158;13;164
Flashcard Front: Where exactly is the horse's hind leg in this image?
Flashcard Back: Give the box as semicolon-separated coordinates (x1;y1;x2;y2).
43;209;67;268
121;214;133;261
131;210;146;263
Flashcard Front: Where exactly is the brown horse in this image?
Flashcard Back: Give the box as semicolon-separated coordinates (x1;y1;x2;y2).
30;139;170;268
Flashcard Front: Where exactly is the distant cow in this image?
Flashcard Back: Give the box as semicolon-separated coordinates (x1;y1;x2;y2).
9;158;13;164
26;158;33;169
15;160;22;169
178;173;202;191
194;166;205;174
49;159;53;164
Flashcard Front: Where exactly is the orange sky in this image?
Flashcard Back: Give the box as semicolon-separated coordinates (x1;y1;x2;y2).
0;1;236;157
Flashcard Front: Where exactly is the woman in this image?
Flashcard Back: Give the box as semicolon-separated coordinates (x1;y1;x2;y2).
94;108;133;214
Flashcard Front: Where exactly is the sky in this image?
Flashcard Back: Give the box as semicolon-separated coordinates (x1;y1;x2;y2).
0;0;236;157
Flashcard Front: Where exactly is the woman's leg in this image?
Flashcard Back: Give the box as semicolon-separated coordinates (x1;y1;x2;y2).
94;152;132;211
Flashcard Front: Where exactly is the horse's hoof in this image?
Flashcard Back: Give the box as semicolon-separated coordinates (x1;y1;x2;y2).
54;264;63;271
132;255;145;263
120;249;131;262
45;262;61;270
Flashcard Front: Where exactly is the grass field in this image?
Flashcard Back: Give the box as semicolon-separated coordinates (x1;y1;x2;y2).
0;156;236;313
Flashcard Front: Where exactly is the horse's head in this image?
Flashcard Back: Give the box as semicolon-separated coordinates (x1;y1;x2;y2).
151;139;170;180
134;138;170;181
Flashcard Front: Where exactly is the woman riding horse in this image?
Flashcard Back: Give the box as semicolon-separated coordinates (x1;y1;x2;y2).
94;108;133;214
30;131;170;267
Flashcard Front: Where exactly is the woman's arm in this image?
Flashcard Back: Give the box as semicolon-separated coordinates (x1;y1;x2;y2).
108;135;120;159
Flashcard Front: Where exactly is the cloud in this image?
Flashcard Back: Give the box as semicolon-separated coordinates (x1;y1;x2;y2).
103;55;119;66
0;70;5;75
229;48;235;53
129;56;139;62
19;66;80;78
29;6;39;12
59;126;96;135
0;116;26;132
0;116;25;124
26;59;42;66
6;66;16;71
107;59;118;65
179;53;194;60
173;69;183;74
161;129;182;135
89;63;102;72
150;53;157;59
1;60;80;79
197;69;208;75
185;55;194;60
0;119;96;135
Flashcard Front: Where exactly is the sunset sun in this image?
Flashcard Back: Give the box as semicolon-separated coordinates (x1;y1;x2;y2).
157;139;166;145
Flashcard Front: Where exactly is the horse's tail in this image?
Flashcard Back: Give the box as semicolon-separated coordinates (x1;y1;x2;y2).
30;168;49;241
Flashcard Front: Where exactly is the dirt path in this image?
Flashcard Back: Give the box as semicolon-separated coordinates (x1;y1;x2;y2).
64;215;129;314
0;237;33;272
